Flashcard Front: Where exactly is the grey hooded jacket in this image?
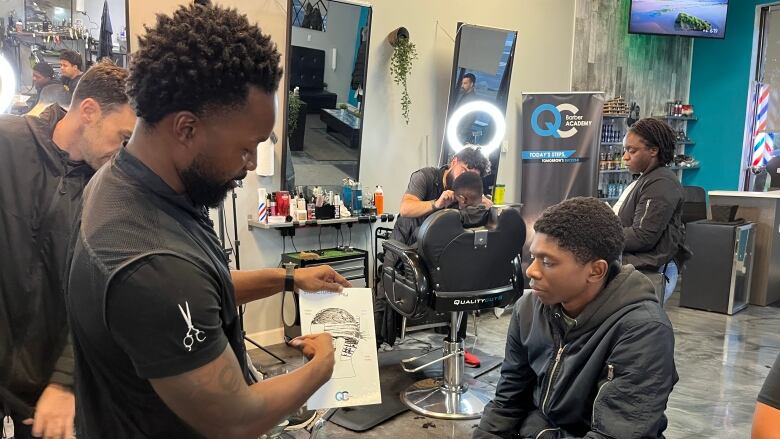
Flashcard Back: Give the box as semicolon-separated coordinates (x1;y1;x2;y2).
474;266;678;439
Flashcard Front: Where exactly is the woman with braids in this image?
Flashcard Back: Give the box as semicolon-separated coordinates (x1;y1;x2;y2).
612;117;691;304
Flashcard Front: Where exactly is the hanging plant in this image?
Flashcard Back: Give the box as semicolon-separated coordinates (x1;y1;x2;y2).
288;90;303;135
389;28;417;125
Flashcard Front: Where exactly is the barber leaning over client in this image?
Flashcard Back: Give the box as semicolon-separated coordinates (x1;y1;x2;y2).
377;146;492;367
66;2;349;438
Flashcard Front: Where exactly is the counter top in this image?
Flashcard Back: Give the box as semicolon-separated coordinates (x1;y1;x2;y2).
709;190;780;199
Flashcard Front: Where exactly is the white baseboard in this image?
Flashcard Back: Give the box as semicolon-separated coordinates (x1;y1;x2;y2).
244;327;285;350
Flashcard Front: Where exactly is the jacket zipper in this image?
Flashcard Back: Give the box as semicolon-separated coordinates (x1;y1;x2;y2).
541;344;566;415
534;427;560;439
591;364;615;426
639;199;651;227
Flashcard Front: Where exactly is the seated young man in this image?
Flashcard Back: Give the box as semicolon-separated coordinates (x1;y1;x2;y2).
474;197;678;439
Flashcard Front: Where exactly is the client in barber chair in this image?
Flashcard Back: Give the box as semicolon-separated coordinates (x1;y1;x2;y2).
474;197;677;439
376;168;489;367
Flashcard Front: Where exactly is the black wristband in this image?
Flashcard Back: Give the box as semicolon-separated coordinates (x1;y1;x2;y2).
284;263;295;292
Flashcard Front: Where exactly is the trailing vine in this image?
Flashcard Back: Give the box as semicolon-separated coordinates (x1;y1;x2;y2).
390;37;417;125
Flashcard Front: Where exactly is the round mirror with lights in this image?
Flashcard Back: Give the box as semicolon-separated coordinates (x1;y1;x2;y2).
0;55;17;114
446;100;507;157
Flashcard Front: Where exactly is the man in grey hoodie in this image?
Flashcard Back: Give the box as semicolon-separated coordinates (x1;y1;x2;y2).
474;197;677;439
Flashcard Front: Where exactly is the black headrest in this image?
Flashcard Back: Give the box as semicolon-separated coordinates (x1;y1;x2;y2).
416;207;525;292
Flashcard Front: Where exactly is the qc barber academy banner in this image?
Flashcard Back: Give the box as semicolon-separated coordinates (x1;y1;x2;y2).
518;92;604;231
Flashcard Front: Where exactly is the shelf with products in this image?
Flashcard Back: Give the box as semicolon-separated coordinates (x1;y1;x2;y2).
654;115;698;121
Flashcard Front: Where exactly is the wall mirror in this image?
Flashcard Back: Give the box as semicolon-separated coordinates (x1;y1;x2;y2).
282;0;371;192
440;24;517;194
25;0;73;29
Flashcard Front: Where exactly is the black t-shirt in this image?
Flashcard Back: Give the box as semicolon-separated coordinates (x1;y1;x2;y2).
67;148;247;438
759;353;780;410
391;166;451;246
85;255;226;438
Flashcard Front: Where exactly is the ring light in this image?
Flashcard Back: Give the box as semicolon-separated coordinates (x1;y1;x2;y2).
446;100;507;156
0;56;16;114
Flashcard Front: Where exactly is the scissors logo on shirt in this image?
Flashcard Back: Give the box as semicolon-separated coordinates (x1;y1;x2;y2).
178;301;206;352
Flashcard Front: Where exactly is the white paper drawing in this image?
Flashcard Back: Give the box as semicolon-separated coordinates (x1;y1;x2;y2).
299;288;381;409
310;308;363;379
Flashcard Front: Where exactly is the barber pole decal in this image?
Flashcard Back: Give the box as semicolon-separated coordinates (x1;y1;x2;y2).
753;83;774;167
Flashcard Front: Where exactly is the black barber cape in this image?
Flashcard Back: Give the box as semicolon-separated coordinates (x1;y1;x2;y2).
0;105;89;407
67;147;250;438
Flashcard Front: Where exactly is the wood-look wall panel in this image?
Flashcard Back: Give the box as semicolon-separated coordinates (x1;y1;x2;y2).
572;0;692;117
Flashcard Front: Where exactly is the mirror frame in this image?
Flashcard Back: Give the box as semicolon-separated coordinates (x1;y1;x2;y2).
280;0;373;191
439;23;518;194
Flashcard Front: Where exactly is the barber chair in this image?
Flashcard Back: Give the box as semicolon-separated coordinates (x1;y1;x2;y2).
381;207;525;419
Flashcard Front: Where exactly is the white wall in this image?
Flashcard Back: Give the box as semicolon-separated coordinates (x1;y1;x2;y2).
290;1;362;103
128;0;575;346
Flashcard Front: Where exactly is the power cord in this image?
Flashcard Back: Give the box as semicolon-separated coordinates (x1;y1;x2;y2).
290;235;299;253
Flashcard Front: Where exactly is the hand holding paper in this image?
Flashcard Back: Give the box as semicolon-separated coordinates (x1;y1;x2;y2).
298;288;381;409
295;266;351;293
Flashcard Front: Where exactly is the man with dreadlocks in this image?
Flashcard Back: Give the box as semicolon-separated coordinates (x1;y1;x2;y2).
612;117;690;304
66;2;349;437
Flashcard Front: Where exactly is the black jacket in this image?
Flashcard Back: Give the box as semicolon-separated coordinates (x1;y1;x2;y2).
474;266;678;439
0;105;92;406
617;166;689;270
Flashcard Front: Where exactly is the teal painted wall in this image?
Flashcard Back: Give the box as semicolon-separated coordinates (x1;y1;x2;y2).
686;2;767;190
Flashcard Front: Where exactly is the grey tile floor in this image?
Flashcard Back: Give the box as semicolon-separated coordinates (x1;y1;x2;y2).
252;297;780;439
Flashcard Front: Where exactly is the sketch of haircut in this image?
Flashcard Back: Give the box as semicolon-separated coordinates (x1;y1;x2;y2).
310;308;364;379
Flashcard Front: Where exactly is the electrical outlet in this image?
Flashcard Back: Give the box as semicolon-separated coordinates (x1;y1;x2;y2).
501;140;509;154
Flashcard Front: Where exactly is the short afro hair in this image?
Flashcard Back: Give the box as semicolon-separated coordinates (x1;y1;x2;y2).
71;59;129;113
127;0;283;125
463;73;476;84
534;197;624;265
453;146;491;177
452;171;483;198
628;118;676;166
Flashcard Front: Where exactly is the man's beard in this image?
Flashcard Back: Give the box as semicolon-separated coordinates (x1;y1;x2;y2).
180;154;246;208
445;170;455;190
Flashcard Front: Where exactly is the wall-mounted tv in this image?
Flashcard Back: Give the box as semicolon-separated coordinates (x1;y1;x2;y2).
629;0;728;39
